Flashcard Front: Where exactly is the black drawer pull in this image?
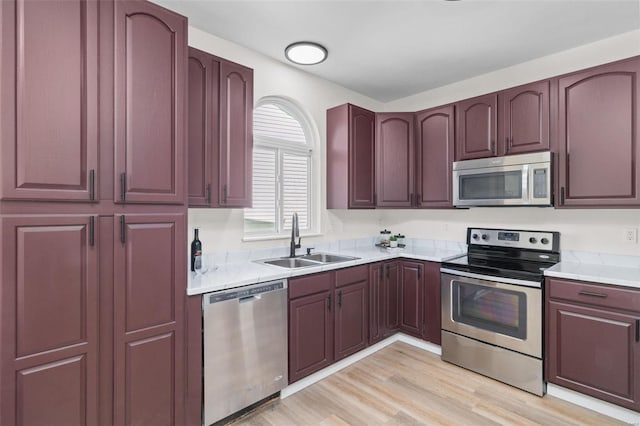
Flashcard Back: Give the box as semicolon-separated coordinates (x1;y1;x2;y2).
327;294;331;311
578;290;608;298
636;319;639;342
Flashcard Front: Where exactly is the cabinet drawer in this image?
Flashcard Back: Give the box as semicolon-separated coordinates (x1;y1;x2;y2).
547;278;640;313
288;272;332;300
335;265;368;288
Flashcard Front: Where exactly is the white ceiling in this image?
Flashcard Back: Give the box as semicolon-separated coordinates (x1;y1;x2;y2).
154;0;640;102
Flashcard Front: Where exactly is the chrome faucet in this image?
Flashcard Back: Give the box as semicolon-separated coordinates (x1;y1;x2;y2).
289;213;301;258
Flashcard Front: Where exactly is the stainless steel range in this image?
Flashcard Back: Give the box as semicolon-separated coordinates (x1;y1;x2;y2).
440;227;560;396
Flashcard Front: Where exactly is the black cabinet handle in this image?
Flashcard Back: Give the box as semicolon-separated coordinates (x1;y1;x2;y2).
504;136;510;154
89;216;95;247
636;319;639;342
491;139;496;155
327;294;331;311
373;193;377;206
560;187;565;205
386;264;390;279
338;290;342;308
379;264;383;279
223;184;227;204
418;266;421;280
410;193;414;206
578;290;608;298
120;173;126;201
89;169;95;201
120;215;126;244
206;184;211;205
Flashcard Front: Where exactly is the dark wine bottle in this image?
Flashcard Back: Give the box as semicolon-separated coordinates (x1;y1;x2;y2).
191;228;202;272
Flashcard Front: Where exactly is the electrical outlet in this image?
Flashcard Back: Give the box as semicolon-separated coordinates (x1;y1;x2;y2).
623;227;638;243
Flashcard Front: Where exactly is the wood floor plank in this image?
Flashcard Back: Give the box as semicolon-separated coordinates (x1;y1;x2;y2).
233;342;629;426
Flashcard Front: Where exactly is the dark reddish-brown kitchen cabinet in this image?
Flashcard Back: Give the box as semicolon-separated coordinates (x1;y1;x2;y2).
0;0;99;202
376;113;415;207
327;104;376;209
556;57;640;207
422;262;442;345
385;261;401;331
498;80;550;156
456;93;498;161
326;104;376;209
334;266;369;361
0;215;99;426
415;105;455;208
187;47;219;207
114;1;187;205
219;60;253;207
369;262;386;345
114;213;186;425
399;261;424;338
186;48;254;208
546;278;640;411
288;272;334;383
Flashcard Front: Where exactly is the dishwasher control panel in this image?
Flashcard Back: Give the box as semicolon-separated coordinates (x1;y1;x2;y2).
205;280;287;304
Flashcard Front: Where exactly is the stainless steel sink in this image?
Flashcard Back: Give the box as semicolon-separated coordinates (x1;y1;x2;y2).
257;252;360;269
300;253;359;263
261;258;320;268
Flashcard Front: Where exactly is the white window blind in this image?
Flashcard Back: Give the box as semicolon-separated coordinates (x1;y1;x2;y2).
244;101;314;237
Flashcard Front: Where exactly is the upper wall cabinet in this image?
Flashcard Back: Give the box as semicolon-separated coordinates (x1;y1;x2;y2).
455;94;498;160
219;61;253;208
415;105;455;208
326;104;376;209
114;1;187;205
1;0;99;202
556;57;640;207
187;48;253;208
376;113;415;207
498;81;550;156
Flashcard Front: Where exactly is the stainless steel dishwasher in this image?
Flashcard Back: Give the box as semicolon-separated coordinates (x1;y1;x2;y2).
202;279;288;425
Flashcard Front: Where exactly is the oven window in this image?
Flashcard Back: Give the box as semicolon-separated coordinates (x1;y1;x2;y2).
452;281;527;339
459;170;522;200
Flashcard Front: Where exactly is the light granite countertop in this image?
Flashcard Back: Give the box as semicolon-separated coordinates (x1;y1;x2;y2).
187;239;466;296
544;251;640;289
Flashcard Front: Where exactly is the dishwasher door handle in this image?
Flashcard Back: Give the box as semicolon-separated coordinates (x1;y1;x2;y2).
239;295;262;303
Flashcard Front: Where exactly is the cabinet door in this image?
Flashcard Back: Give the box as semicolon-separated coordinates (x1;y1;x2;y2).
422;262;442;345
415;105;455;208
335;280;368;361
350;105;376;208
557;58;640;207
385;261;401;333
219;60;253;207
113;213;186;425
288;291;334;383
456;94;498;160
369;263;386;345
114;1;186;204
376;113;414;207
187;48;219;207
1;0;98;202
1;215;98;425
547;300;639;411
499;81;550;156
399;261;423;337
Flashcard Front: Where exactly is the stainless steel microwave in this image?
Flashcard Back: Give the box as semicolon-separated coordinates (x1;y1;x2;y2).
453;152;552;207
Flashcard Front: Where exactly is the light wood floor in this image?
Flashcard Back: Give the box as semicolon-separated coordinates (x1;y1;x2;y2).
233;342;628;426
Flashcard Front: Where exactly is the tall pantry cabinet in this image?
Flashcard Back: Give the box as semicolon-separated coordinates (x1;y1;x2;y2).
0;1;188;425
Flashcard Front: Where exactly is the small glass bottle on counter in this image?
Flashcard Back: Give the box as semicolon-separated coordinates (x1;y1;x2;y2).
378;229;392;246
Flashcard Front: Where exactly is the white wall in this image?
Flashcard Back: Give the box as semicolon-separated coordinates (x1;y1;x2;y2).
189;26;640;257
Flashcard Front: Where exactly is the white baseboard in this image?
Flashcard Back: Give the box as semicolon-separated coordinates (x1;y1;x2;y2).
280;334;638;425
546;383;640;425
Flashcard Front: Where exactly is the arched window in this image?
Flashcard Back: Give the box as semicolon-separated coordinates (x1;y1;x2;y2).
244;97;317;238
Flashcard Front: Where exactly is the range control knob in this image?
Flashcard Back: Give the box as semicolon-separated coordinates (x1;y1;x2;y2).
471;233;479;240
481;234;489;241
529;237;538;244
541;238;550;245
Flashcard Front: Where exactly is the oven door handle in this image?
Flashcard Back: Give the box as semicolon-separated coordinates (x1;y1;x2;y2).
439;268;542;288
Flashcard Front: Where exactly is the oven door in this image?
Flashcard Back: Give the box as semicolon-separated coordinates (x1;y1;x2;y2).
441;272;541;358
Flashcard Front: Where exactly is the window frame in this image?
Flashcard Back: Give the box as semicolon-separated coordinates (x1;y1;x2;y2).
243;96;320;241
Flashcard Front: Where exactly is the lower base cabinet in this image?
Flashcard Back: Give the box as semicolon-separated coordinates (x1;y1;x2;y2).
288;266;369;383
546;277;640;411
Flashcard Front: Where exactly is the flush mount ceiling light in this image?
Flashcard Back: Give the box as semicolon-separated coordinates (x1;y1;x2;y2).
285;42;328;65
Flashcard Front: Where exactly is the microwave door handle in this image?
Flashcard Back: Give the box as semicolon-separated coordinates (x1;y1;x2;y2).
522;165;530;201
